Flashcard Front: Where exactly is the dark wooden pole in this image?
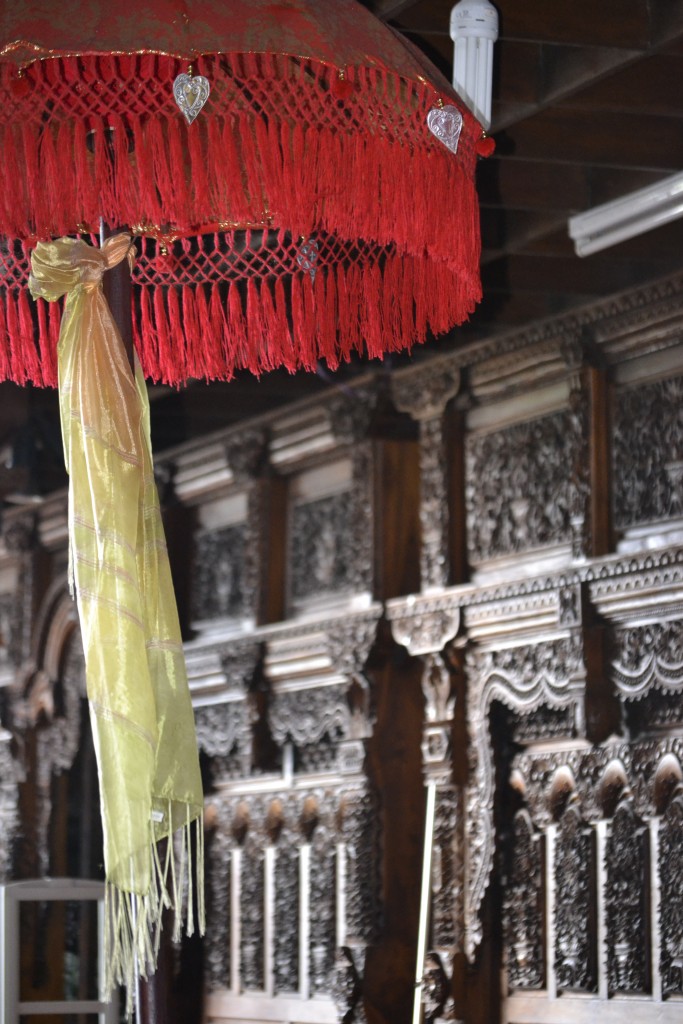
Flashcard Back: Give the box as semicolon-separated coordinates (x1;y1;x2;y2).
99;220;173;1022
99;220;135;374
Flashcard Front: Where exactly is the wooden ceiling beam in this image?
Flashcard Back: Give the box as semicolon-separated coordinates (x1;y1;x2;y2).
364;0;420;20
393;0;655;48
477;161;671;214
504;108;683;171
481;252;674;296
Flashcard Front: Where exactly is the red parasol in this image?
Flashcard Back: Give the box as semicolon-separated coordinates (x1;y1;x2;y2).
0;0;484;387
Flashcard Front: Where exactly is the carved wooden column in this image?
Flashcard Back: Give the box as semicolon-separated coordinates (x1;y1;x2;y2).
392;363;461;591
387;594;462;1021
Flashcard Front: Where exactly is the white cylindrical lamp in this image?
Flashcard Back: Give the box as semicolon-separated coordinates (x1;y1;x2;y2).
450;0;499;131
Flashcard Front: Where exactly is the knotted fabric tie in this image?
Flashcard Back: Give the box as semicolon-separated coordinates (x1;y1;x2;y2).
29;235;204;1014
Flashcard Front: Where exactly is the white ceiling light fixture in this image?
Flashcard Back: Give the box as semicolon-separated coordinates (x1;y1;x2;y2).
569;171;683;257
450;0;499;132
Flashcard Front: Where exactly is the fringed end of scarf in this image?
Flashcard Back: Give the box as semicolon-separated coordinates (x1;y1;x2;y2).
104;807;205;1019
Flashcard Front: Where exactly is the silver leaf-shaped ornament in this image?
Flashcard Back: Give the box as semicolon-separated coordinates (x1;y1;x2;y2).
173;73;210;125
427;105;463;155
296;238;319;282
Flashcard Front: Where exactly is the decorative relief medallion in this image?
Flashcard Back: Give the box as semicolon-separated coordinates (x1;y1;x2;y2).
466;408;587;563
614;375;683;529
191;523;248;622
389;598;460;657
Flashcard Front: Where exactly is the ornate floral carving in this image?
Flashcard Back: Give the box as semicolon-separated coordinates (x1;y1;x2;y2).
274;817;300;994
554;802;596;993
466;408;587;563
660;787;683;997
392;363;461;422
0;591;21;668
510;705;577;745
431;785;461;951
309;822;337;995
605;798;650;994
195;643;260;776
224;428;266;483
326;614;379;681
613;375;683;529
465;636;584;960
241;831;266;991
419;417;451;590
341;784;380;946
331;946;362;1023
0;728;18;881
504;809;544;990
328;390;377;446
195;701;250;777
513;737;683;829
206;830;232;991
3;512;37;553
269;683;348;751
422;950;450;1022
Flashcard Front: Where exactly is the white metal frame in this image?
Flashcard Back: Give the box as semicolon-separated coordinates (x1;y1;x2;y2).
568;170;683;257
0;878;118;1024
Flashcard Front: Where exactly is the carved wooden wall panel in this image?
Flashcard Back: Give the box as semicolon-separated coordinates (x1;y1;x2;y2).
1;275;683;1024
465;408;581;564
613;373;683;532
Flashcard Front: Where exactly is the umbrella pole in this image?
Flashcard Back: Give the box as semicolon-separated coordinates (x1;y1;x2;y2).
99;219;134;374
98;219;172;1022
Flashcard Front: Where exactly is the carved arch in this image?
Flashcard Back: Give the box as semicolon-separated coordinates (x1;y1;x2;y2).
464;635;584;960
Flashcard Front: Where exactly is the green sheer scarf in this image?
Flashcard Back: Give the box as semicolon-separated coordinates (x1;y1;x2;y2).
29;235;204;1012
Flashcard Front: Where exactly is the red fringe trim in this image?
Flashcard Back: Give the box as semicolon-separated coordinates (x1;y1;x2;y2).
0;245;480;387
0;53;480;274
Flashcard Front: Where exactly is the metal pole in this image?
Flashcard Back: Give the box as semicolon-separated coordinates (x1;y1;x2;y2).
412;781;437;1024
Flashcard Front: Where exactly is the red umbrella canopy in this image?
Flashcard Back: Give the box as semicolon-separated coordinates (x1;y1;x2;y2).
0;0;483;387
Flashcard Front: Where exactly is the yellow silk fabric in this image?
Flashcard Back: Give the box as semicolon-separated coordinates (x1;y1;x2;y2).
29;236;204;903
